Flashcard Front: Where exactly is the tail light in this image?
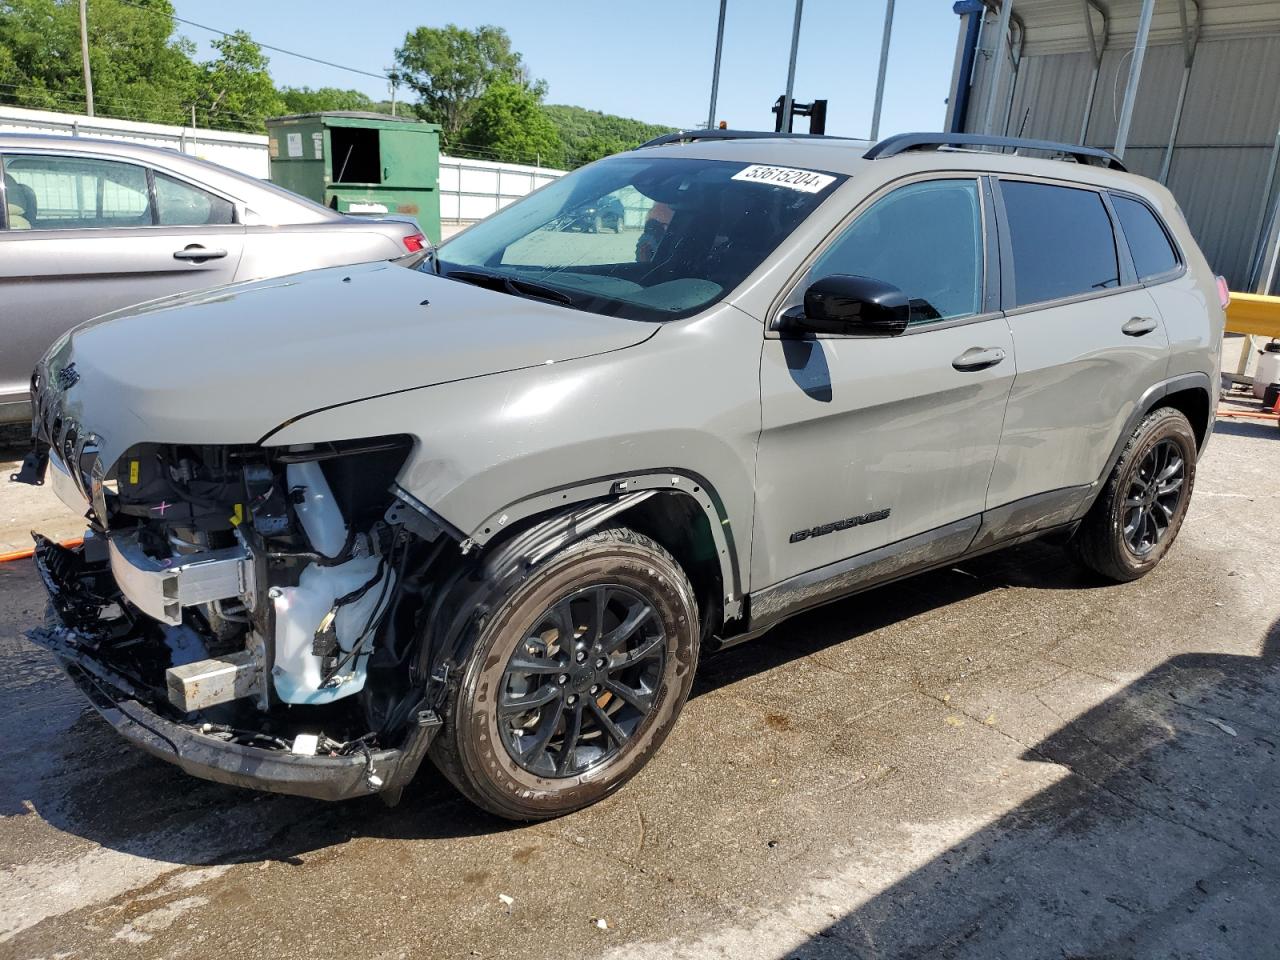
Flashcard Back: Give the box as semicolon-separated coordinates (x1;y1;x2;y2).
402;232;426;253
1216;275;1231;310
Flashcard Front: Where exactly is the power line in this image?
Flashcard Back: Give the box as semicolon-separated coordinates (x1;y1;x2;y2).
114;0;391;82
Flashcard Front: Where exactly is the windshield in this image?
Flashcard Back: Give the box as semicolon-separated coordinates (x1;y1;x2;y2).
433;155;846;322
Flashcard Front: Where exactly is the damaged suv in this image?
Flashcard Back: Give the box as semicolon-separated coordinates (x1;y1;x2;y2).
16;131;1224;820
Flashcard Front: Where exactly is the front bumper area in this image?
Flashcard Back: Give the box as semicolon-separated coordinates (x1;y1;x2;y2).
28;536;439;802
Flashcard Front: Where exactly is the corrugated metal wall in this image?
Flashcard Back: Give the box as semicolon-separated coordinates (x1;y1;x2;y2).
962;27;1280;289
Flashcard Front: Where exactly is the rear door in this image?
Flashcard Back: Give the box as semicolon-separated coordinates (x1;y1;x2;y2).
0;151;245;409
753;176;1015;590
987;177;1169;514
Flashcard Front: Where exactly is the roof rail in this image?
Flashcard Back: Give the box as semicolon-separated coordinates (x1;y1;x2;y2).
639;128;855;149
864;132;1127;172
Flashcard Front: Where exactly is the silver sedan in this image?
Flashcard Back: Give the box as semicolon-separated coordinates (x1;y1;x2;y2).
0;133;427;423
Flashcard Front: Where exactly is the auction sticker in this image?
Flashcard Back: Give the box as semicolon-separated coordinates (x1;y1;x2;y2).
732;164;835;193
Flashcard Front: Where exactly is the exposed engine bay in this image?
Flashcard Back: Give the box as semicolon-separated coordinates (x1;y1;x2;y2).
28;434;468;800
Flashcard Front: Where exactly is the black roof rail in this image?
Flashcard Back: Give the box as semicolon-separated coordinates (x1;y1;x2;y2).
639;128;856;149
864;132;1127;172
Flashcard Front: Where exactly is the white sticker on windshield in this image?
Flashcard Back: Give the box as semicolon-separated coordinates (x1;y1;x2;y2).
731;164;836;193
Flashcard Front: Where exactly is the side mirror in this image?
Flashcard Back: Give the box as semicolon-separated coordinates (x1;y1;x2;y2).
779;274;910;337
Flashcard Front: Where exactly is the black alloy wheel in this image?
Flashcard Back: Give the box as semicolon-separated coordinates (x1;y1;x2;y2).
497;584;665;778
1121;438;1185;557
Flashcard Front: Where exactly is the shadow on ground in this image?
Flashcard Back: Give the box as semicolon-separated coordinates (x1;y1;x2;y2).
776;617;1280;960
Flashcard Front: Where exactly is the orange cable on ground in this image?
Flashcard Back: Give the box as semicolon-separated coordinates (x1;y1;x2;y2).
0;537;83;564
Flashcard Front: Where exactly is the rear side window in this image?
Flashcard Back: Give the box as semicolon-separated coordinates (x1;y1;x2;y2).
1001;181;1120;307
155;173;235;226
1111;194;1178;280
2;154;151;230
810;178;984;324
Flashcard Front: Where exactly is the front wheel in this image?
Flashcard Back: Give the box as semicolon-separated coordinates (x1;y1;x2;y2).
1070;406;1198;582
429;527;699;820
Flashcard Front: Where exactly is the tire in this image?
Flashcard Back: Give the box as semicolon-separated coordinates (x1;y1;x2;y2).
1070;406;1198;582
429;526;699;820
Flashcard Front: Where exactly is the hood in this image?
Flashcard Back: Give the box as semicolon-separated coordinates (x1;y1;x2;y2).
44;262;657;466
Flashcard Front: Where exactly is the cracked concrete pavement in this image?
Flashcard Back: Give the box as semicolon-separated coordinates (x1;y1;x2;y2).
0;412;1277;959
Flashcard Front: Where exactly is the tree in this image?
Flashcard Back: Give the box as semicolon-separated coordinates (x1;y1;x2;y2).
197;31;287;130
461;81;564;166
394;24;540;146
0;0;197;123
280;86;376;115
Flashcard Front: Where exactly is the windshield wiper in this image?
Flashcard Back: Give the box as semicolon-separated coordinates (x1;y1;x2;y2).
442;267;576;307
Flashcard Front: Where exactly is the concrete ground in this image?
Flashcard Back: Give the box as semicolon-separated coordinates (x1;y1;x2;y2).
1;398;1278;959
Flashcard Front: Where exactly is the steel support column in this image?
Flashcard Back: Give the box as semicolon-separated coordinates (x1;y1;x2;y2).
706;0;728;129
981;0;1014;135
999;14;1026;137
781;0;805;133
1114;0;1156;158
870;0;896;140
1079;0;1108;144
1159;0;1201;183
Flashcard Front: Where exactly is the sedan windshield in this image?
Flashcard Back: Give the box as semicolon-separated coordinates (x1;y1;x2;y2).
433;155;846;322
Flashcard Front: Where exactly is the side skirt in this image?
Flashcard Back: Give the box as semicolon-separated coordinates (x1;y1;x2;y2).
716;486;1093;651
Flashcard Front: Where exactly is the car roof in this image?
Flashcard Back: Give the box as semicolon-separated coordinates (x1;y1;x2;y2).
0;132;340;223
625;133;1150;194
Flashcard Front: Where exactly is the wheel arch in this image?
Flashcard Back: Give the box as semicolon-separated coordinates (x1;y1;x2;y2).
1073;372;1212;522
465;470;743;628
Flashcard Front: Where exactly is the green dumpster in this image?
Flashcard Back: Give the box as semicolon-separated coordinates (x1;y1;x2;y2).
266;111;441;242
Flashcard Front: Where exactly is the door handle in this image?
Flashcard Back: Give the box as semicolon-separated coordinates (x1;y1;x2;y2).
1122;316;1159;336
952;346;1007;371
173;246;227;261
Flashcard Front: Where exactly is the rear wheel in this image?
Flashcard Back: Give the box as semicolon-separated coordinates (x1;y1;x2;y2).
429;527;698;820
1070;406;1197;581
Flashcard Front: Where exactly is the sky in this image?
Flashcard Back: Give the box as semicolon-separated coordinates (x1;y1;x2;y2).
169;0;963;139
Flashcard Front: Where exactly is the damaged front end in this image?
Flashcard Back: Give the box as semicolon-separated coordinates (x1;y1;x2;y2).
24;431;463;802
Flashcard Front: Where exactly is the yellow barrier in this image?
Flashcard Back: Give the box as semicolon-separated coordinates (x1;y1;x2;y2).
1226;292;1280;338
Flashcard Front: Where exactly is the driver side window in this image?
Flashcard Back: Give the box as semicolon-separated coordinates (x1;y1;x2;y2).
810;179;984;325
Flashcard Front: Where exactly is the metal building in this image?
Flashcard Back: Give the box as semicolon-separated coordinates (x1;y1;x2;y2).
945;0;1280;292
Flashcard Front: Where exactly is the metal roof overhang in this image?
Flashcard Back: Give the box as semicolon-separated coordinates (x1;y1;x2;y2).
991;0;1280;57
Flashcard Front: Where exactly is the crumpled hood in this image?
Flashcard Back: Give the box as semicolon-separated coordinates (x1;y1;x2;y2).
43;262;656;466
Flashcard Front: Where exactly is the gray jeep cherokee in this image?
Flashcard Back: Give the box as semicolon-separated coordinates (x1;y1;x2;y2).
16;131;1225;820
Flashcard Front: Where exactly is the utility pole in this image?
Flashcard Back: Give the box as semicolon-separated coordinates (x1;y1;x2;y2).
79;0;94;117
869;0;896;140
781;0;804;133
706;0;727;129
388;70;398;117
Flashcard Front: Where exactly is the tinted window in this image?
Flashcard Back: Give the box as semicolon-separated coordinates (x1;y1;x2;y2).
155;173;235;226
810;179;983;324
1002;181;1120;307
2;154;150;230
1112;194;1178;280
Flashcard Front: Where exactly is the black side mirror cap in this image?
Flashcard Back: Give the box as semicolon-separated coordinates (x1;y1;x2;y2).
779;274;910;337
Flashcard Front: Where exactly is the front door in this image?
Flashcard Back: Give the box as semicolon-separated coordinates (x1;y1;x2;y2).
752;177;1015;591
0;152;244;410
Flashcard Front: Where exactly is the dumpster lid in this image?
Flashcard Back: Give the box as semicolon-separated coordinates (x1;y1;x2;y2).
270;111;424;123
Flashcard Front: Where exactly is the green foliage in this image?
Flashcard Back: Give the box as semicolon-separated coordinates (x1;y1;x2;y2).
280;86;376;116
461;81;565;167
198;30;287;130
0;0;197;123
394;24;539;146
542;104;675;165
